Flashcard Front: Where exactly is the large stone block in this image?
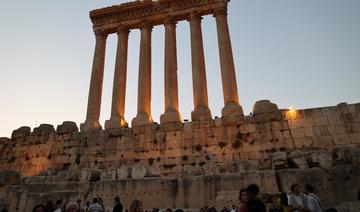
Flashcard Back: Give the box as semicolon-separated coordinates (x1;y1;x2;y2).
32;124;55;136
56;121;79;134
131;163;147;179
253;100;279;115
117;165;130;179
0;170;22;185
11;126;31;139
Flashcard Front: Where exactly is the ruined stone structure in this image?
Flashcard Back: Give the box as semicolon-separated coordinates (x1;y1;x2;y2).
1;0;360;212
81;0;243;131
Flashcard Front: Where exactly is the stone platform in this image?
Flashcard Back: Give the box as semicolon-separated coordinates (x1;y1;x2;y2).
0;102;360;211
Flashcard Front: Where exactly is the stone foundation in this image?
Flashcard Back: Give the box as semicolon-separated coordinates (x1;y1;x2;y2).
0;102;360;211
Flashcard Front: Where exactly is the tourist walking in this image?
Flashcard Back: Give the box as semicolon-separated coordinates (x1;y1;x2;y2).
113;196;123;212
305;184;321;212
288;184;308;212
246;184;266;212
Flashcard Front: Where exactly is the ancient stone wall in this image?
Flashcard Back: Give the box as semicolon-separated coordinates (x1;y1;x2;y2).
0;102;360;211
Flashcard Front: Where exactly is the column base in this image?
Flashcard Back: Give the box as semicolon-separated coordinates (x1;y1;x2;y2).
222;102;244;117
132;112;153;127
105;115;128;129
191;105;212;121
160;109;182;124
80;119;102;132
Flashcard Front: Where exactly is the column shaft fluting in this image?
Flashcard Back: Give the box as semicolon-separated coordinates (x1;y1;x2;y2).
105;28;130;129
160;18;181;124
189;13;212;121
132;24;153;127
215;7;243;116
81;32;108;131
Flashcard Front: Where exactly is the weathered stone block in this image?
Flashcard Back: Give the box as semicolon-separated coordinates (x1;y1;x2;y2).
253;100;279;115
239;124;256;134
131;163;147;179
56;121;79;134
11;126;31;139
314;116;329;127
313;126;329;136
271;151;288;169
288;149;309;168
117;165;130;179
0;170;22;185
33;124;55;136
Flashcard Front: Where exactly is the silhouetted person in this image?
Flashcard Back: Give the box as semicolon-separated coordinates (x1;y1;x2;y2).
55;200;63;212
113;196;123;212
33;204;45;212
45;200;55;212
246;183;266;212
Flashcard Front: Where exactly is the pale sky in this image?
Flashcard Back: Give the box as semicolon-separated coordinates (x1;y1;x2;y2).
0;0;359;137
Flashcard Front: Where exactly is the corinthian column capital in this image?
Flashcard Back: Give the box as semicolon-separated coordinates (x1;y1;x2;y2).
139;21;153;31
213;6;228;17
116;25;130;35
164;16;177;27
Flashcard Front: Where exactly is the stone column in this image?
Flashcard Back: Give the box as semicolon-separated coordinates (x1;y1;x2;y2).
160;17;181;124
132;23;153;127
189;13;212;121
81;32;108;131
105;27;130;129
214;7;244;117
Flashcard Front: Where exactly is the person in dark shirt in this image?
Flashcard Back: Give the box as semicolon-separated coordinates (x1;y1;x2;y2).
113;196;123;212
246;183;266;212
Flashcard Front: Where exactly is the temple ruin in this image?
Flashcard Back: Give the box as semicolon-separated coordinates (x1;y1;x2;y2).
81;0;243;131
0;0;360;211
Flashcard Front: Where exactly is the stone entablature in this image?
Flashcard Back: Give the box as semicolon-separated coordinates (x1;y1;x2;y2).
90;0;228;33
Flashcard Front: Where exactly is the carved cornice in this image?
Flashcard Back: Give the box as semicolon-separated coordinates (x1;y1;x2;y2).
90;0;229;33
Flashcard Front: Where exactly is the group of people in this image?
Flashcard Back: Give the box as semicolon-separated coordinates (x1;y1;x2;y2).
31;197;123;212
236;183;327;212
6;183;355;212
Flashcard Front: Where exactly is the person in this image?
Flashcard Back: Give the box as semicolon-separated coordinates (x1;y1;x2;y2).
130;200;143;212
85;200;91;212
305;184;321;212
88;198;103;212
55;199;64;212
325;209;337;212
45;200;55;212
0;203;9;212
288;184;308;212
113;196;123;212
76;199;86;212
238;189;249;212
66;202;79;212
33;204;45;212
280;192;291;212
246;184;265;212
98;197;105;212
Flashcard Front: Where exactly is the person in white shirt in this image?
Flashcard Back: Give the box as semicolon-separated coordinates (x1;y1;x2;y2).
305;184;322;212
288;184;308;212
